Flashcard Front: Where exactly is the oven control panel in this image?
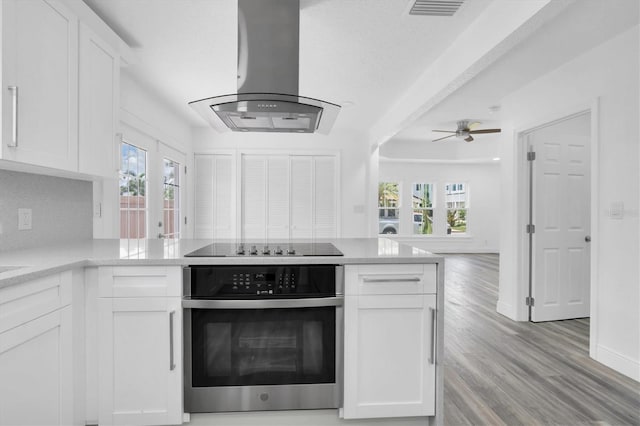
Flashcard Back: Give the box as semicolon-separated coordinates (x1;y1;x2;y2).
231;271;297;295
188;265;337;298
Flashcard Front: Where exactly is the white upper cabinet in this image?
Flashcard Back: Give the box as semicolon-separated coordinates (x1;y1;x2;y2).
78;22;120;178
1;0;79;171
1;0;125;176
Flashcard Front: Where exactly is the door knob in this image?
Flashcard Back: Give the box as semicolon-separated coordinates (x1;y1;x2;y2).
585;235;591;242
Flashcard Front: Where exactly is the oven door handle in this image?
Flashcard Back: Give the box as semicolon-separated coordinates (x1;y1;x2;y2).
182;296;343;309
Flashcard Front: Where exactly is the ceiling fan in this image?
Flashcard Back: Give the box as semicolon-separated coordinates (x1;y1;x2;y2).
432;120;501;142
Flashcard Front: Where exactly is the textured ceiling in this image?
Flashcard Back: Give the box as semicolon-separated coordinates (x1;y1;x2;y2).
83;0;494;133
82;0;639;154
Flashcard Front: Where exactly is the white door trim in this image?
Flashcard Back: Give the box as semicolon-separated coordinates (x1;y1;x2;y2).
511;98;600;342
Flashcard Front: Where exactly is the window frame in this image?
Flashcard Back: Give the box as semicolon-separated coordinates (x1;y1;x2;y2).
412;183;435;235
445;182;469;235
378;182;401;235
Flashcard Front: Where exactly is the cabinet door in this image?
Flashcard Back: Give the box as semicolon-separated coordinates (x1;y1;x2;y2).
0;307;73;426
99;297;182;426
1;0;78;171
343;294;436;419
78;22;119;177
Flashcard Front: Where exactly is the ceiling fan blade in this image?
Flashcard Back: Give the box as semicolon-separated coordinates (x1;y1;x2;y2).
432;134;456;142
469;128;501;134
464;136;474;142
432;130;456;133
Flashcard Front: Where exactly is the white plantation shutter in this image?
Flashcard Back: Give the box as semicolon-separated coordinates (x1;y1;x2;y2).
290;156;314;239
213;156;234;238
194;154;235;238
314;156;337;238
242;156;267;240
267;157;290;239
194;155;214;238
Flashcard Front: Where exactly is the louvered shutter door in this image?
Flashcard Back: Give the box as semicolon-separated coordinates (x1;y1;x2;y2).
242;156;267;240
314;156;337;238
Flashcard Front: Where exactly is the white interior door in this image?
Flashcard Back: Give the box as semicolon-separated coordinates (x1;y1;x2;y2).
530;112;591;322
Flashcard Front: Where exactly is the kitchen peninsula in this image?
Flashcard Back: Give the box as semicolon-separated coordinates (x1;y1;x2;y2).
0;238;443;426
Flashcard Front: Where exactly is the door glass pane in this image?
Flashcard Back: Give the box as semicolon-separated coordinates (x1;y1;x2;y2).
163;158;180;238
119;142;147;238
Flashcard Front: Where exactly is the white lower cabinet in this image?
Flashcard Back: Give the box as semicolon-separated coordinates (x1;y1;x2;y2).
98;267;182;426
343;264;437;420
0;272;75;426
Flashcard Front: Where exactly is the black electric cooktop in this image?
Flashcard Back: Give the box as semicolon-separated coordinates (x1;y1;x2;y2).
184;242;344;257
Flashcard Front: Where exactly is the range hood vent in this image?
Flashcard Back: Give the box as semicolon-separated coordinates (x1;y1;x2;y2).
189;0;340;134
409;0;465;16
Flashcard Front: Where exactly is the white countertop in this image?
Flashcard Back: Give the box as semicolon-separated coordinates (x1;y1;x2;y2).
0;238;443;288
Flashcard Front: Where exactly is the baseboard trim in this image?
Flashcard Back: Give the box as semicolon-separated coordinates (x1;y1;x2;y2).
595;344;640;381
496;300;518;321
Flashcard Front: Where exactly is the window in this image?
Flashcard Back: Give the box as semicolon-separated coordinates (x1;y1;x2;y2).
119;142;147;238
446;182;468;234
412;183;434;235
162;158;181;239
378;182;400;234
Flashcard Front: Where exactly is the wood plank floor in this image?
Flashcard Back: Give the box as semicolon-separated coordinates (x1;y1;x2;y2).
442;253;640;425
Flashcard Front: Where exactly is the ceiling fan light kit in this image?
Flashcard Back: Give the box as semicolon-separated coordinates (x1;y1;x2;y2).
432;119;501;142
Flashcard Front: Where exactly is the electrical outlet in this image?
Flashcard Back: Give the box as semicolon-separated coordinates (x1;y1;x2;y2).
18;208;32;230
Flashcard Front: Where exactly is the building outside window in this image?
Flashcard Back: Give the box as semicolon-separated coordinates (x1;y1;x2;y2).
412;183;434;235
445;182;468;234
120;142;147;238
378;182;400;234
162;158;180;239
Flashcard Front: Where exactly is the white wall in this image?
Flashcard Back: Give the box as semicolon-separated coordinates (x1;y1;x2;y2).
378;159;501;253
0;170;92;251
498;26;639;380
94;70;194;238
191;127;372;238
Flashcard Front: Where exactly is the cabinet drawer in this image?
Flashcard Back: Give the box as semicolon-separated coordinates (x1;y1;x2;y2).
98;266;181;298
345;264;436;295
0;271;72;334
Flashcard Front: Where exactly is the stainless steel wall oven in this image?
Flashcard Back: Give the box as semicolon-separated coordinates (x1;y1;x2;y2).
183;264;343;413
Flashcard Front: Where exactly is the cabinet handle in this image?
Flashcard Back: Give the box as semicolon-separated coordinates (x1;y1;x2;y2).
429;307;436;365
8;86;18;147
362;277;421;283
169;310;176;371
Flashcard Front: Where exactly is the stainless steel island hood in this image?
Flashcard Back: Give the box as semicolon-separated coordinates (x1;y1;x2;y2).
189;0;340;134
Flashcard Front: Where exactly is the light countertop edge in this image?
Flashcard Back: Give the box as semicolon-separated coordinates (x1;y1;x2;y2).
0;238;444;289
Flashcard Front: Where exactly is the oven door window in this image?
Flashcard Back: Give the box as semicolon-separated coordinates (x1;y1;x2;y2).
191;307;335;387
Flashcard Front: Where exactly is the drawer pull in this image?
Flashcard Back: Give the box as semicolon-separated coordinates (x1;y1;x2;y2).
429;307;436;365
169;310;176;371
362;277;421;283
8;86;18;147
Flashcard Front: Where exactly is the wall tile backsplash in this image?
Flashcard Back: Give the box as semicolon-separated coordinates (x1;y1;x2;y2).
0;169;92;251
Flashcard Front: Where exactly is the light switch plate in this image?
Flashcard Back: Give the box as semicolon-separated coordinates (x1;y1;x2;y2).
18;208;32;230
609;201;624;220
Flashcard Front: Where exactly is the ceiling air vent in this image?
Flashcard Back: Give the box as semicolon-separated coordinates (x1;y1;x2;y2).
409;0;465;16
